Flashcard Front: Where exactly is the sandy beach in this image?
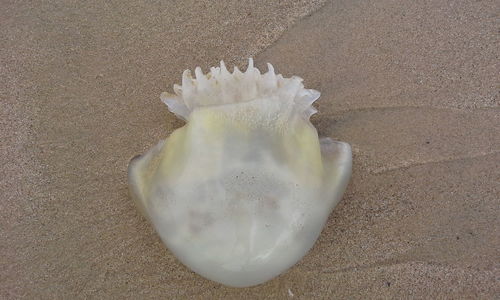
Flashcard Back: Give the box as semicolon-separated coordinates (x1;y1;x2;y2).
1;0;499;298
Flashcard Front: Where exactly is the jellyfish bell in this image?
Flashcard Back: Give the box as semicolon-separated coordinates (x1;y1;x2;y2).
128;59;352;287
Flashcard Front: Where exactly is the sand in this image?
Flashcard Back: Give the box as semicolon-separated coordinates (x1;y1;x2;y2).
1;0;499;298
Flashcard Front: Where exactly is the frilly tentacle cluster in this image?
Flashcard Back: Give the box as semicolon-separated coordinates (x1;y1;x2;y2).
161;58;320;121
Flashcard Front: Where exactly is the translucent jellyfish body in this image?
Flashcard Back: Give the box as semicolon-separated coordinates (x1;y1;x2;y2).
128;59;352;287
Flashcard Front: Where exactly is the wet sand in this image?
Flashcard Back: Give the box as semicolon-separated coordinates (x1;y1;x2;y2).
1;0;499;298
